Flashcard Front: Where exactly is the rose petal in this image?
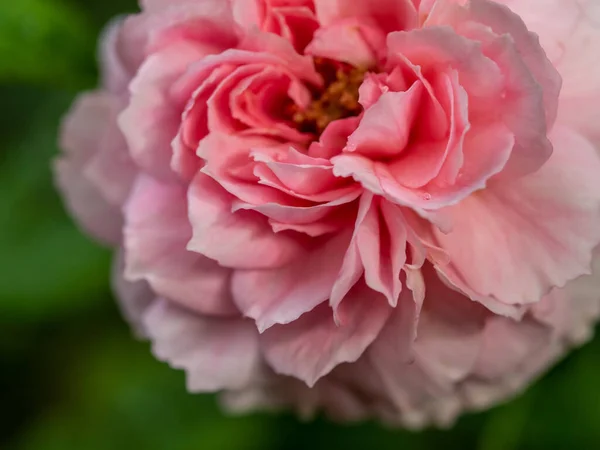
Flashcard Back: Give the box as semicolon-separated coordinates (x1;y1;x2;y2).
261;282;392;386
187;172;306;269
144;299;261;392
55;92;124;245
124;175;238;316
434;126;600;312
232;230;352;332
346;82;424;158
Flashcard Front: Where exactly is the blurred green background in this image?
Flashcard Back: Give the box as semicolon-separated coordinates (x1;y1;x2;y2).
1;1;599;449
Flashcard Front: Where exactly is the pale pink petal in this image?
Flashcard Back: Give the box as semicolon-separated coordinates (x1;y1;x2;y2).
332;154;385;197
111;250;154;338
231;230;352;332
261;282;392;386
412;268;488;384
124;175;238;316
313;0;418;33
118;42;206;181
366;277;423;369
140;0;198;12
434;126;600;312
366;267;486;425
306;19;385;67
187;172;306;269
100;19;136;94
471;315;549;381
138;0;238;53
386;27;504;105
462;0;561;127
497;0;600;146
144;299;261;392
232;0;319;52
85;100;138;207
269;218;343;237
463;26;553;178
119;0;238;82
55;92;124;245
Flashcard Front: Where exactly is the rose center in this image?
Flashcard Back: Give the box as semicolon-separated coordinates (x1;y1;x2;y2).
290;58;367;136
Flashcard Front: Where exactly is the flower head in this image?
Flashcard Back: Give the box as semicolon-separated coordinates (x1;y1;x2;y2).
56;0;600;427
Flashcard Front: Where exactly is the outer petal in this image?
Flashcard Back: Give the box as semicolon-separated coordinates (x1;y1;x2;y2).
497;0;600;146
434;126;600;313
55;92;124;245
144;299;262;392
367;267;487;426
100;19;137;94
261;282;392;386
124;175;238;316
118;42;206;181
412;268;488;385
111;250;155;338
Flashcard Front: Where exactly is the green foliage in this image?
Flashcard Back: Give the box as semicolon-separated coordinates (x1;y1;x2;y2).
0;90;112;320
0;0;97;88
0;1;599;449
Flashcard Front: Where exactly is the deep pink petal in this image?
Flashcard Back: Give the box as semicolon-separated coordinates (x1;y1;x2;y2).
187;172;306;269
346;82;424;158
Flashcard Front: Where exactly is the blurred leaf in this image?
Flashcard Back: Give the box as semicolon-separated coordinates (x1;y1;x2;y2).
478;388;535;450
14;326;279;450
0;0;96;88
517;336;600;449
0;89;111;320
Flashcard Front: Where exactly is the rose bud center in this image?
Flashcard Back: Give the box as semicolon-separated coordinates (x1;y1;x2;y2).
289;58;368;136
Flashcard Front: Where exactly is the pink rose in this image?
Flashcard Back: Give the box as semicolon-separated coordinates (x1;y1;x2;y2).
56;0;600;427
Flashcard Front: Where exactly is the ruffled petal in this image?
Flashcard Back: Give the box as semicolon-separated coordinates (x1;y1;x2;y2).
313;0;418;33
124;175;238;316
434;126;600;314
144;299;261;392
232;230;352;332
187;172;306;269
118;42;206;181
497;0;600;147
261;282;392;386
55;92;124;245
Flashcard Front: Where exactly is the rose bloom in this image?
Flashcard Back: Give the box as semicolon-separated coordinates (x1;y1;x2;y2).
55;0;600;428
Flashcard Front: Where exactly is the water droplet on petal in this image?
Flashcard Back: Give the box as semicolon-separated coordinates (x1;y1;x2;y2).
423;193;432;201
